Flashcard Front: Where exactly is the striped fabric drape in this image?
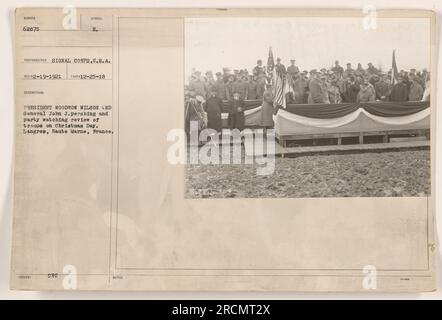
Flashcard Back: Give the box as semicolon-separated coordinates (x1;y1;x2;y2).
272;68;286;108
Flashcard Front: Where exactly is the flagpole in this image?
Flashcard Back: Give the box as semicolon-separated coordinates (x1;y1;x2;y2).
391;49;398;86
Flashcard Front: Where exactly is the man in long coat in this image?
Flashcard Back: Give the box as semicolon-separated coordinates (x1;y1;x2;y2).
344;76;360;102
228;92;245;130
204;89;223;132
308;73;326;104
213;72;228;100
375;75;391;101
256;73;267;100
293;75;308;104
231;76;247;100
408;78;424;101
357;79;376;102
390;77;409;102
261;88;274;128
245;75;258;100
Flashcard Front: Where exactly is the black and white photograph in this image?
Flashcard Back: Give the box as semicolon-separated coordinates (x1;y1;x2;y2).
4;5;439;297
184;17;431;199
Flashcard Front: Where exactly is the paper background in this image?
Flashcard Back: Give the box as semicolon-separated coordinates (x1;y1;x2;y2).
0;1;442;298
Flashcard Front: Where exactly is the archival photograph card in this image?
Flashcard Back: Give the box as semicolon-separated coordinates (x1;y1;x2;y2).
11;8;436;291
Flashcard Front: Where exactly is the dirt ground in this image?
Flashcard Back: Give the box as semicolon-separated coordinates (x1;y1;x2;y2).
185;149;431;198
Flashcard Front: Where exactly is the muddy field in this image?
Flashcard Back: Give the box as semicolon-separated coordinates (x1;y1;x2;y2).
185;149;430;198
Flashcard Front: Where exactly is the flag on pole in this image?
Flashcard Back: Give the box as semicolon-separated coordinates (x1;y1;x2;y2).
391;50;399;85
267;47;286;108
267;46;275;71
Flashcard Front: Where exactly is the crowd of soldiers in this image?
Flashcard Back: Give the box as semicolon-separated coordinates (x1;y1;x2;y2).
186;59;430;104
185;58;430;135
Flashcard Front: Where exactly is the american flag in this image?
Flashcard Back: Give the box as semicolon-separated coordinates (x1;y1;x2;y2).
268;47;286;108
272;67;286;108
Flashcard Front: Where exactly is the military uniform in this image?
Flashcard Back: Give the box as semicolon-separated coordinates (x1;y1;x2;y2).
213;78;228;100
293;78;308;104
357;84;376;102
375;80;391;101
231;80;247;100
287;65;299;79
261;90;274;128
308;78;326;104
189;79;206;98
246;80;258;100
205;96;223;132
228;98;245;130
408;82;423;101
390;82;409;102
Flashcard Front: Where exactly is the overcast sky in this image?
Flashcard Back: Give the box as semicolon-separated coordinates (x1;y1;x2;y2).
185;17;430;79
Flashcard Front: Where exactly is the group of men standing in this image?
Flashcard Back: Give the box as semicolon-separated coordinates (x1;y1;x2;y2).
187;66;269;102
282;60;429;105
188;59;429;105
185;85;274;135
185;58;430;136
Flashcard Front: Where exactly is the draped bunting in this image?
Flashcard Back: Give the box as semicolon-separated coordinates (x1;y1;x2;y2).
222;100;430;119
274;107;430;136
221;104;430;132
284;103;359;119
276;107;430;129
361;108;430;126
276;108;363;129
358;102;429;118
